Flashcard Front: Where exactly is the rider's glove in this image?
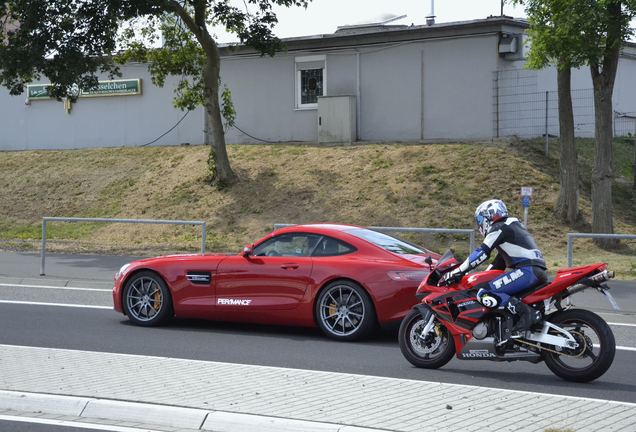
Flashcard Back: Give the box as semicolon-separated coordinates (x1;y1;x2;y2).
440;268;463;286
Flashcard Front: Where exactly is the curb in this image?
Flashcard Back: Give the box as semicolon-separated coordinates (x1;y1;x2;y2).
0;390;391;432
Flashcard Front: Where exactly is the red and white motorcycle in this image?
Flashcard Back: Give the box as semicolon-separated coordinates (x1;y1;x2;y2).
399;250;618;382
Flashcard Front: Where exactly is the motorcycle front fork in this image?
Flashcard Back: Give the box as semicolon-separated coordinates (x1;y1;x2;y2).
417;314;436;341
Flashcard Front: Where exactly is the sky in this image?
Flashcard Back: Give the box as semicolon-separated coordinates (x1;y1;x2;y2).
211;0;528;43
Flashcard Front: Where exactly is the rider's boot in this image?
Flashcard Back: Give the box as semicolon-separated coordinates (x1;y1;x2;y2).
507;297;542;333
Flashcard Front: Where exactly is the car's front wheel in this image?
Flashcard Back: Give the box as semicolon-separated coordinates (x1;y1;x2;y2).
315;280;376;341
122;271;173;326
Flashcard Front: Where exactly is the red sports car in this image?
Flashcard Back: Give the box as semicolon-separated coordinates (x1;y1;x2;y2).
113;224;439;340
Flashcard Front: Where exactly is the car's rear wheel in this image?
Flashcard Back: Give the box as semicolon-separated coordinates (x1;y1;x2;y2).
123;271;172;326
315;280;376;341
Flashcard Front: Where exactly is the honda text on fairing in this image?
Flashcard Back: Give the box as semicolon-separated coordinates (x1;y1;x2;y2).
398;250;618;382
113;224;439;341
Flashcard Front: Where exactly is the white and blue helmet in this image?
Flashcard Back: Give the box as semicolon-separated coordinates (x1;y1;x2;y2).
475;199;508;237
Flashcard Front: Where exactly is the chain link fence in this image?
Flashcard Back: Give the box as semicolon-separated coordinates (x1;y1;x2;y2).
493;69;636;139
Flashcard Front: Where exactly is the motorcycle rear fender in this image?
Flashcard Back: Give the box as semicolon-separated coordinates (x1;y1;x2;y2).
524;263;608;304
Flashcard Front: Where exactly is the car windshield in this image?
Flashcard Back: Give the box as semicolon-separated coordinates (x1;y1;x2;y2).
344;228;427;255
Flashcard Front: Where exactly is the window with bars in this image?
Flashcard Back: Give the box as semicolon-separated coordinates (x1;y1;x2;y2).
295;55;326;108
300;69;323;105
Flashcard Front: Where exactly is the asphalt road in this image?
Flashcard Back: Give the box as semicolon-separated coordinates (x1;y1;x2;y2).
0;419;148;432
0;293;635;403
0;418;160;432
0;251;634;407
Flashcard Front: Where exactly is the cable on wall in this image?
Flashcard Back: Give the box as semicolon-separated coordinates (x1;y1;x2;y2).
140;110;191;147
230;123;283;144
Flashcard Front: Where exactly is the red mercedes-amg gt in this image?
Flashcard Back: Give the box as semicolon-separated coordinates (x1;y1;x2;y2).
113;224;439;340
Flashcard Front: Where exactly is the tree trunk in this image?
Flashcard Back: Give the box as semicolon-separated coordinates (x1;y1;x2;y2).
202;44;236;186
167;0;236;186
555;65;578;225
588;0;623;248
590;71;616;247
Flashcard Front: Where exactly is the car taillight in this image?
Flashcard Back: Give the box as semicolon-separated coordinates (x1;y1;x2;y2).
387;270;428;281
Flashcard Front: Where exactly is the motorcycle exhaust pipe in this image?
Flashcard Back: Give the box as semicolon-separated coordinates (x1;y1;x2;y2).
566;270;614;296
590;269;614;282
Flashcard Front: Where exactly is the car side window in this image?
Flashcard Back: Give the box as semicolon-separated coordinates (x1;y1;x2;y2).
253;233;321;257
311;236;356;257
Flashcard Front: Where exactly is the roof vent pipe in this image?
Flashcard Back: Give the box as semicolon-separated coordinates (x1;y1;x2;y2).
426;0;436;26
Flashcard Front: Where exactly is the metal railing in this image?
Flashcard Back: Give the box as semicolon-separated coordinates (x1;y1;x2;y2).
566;232;636;267
273;224;475;252
40;217;207;276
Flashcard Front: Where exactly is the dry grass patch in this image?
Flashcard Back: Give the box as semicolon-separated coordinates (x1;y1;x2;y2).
0;142;634;277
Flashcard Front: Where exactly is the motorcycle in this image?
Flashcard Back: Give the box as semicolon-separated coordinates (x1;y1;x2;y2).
398;250;619;382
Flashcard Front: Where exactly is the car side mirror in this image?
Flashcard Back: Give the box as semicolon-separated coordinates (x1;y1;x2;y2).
242;244;253;257
425;255;433;271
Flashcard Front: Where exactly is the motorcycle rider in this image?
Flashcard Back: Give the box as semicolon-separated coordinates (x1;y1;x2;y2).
441;199;548;336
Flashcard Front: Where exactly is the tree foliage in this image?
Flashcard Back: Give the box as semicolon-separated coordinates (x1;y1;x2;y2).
0;0;310;185
513;0;590;70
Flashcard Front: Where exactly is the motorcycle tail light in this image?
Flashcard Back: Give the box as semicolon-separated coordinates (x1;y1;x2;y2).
387;270;428;281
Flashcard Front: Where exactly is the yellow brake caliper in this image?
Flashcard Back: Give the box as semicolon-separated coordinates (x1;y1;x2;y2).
153;290;162;311
328;303;337;318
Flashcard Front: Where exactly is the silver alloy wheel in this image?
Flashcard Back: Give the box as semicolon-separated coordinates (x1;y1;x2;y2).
319;284;365;337
125;277;163;322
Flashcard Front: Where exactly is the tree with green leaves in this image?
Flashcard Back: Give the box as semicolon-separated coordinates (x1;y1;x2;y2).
513;0;636;244
0;0;309;187
512;0;590;226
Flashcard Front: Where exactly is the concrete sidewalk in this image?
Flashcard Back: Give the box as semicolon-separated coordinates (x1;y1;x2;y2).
1;344;635;432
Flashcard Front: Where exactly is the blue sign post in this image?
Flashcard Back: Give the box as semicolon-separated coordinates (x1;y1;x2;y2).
521;187;533;226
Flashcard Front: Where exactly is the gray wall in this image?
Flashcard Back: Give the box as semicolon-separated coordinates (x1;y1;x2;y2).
0;63;204;150
421;35;499;140
4;34;635;150
222;33;500;144
221;54;318;143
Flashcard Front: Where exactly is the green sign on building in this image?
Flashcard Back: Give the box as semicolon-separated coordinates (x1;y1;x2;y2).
27;79;142;100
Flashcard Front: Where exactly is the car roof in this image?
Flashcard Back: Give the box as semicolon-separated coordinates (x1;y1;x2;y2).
273;223;365;235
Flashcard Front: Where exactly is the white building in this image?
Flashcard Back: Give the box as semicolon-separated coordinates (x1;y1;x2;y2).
1;17;635;150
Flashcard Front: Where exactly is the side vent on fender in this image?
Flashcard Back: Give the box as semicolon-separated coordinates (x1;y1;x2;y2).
186;271;212;285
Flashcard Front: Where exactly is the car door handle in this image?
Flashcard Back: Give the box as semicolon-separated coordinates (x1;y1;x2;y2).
280;264;299;270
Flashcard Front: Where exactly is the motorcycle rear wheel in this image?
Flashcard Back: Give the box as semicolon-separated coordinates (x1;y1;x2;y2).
399;308;455;369
543;309;615;382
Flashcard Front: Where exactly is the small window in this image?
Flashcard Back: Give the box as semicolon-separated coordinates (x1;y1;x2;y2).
295;55;326;109
312;236;355;257
300;69;323;105
254;233;321;257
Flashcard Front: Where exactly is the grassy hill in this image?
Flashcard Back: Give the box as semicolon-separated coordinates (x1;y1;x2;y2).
0;140;634;278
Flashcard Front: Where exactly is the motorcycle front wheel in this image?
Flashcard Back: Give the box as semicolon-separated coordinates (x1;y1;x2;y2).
543;309;616;382
399;308;456;368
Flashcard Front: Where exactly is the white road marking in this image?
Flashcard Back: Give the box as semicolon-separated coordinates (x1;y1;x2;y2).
0;414;161;431
0;300;111;310
0;283;110;292
608;322;636;327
